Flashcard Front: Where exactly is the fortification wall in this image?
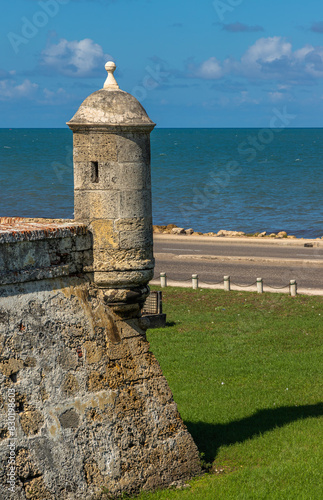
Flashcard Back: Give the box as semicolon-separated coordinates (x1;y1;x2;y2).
0;218;92;283
0;218;200;499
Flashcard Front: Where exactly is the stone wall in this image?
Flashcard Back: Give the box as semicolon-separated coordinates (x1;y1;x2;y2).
0;218;92;284
0;218;201;499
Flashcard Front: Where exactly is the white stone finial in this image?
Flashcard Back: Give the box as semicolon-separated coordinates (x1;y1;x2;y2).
103;61;119;90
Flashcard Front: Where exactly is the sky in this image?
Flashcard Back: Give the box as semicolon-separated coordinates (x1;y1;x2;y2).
1;0;323;127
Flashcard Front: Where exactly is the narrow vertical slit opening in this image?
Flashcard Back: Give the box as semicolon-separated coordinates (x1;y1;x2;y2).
91;161;99;183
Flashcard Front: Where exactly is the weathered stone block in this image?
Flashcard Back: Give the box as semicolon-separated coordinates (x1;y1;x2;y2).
61;374;80;395
73;130;89;147
19;408;44;436
83;341;106;364
92;247;153;272
114;217;151;233
0;240;51;273
115;133;151;163
115;162;150;190
59;409;80;429
0;358;24;377
120;228;152;250
74;131;118;150
74;145;118;162
75;233;92;251
89;219;119;250
119;189;152;218
74;190;119;220
58;237;73;252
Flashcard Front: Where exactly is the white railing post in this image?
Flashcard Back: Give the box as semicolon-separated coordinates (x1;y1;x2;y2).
290;279;297;297
160;272;167;288
192;274;198;290
224;276;230;292
257;278;263;294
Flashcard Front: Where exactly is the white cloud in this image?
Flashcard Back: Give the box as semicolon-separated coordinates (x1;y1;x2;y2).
302;46;323;77
0;77;70;105
40;38;112;77
0;79;38;100
195;57;223;79
294;44;314;60
190;37;323;84
241;37;292;66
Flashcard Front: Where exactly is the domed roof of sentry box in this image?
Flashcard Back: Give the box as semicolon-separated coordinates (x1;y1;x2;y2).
67;62;155;130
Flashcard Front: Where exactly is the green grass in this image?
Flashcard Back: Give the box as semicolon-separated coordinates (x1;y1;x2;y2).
136;287;323;500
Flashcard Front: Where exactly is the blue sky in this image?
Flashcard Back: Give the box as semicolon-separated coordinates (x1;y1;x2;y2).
1;0;323;127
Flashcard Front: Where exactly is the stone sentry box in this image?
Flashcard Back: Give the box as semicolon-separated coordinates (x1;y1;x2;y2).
67;61;155;313
0;63;200;499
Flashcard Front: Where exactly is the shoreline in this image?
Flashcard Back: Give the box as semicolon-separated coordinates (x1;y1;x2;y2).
153;224;323;241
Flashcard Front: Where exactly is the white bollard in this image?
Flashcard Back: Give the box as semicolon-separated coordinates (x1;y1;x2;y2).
160;272;167;288
290;279;297;297
192;274;198;290
224;276;230;292
257;278;263;294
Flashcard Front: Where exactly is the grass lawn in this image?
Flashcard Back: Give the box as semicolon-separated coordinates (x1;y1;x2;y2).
133;287;323;500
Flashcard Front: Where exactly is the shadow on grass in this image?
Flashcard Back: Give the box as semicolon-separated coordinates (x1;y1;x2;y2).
186;403;323;463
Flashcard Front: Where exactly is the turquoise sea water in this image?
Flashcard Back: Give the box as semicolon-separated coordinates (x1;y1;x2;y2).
0;128;323;238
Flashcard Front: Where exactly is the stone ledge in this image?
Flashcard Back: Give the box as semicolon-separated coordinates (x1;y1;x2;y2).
0;217;88;244
0;218;93;284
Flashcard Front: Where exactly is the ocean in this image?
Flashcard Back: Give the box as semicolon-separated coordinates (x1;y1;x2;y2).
0;128;323;238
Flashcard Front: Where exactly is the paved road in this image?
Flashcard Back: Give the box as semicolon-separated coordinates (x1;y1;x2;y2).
153;235;323;290
154;235;323;260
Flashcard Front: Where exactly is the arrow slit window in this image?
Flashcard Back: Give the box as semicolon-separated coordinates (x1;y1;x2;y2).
91;161;99;183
